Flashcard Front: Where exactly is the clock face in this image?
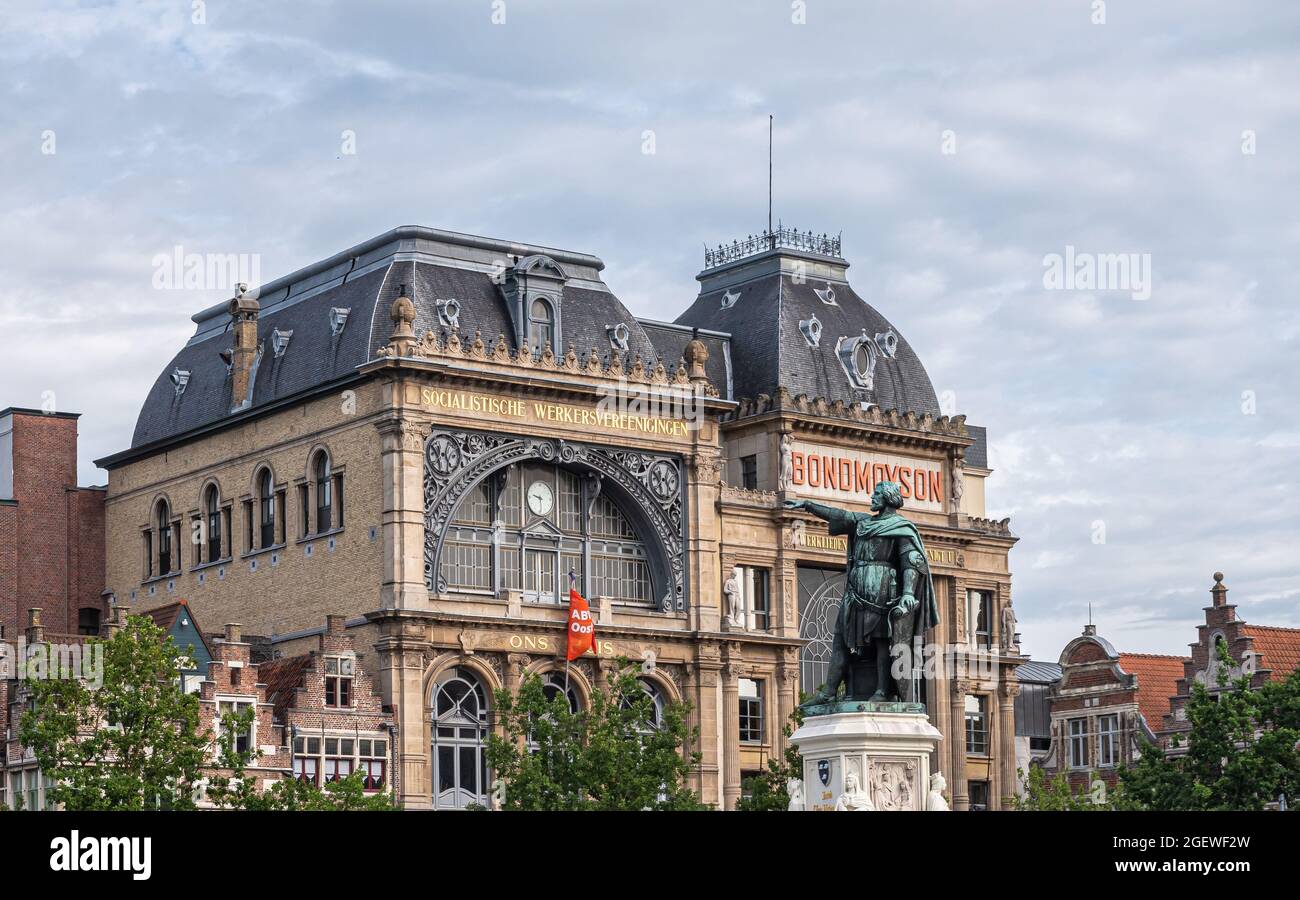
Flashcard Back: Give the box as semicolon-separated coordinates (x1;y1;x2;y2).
526;480;554;516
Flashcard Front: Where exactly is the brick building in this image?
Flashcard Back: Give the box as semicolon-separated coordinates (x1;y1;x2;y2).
1;605;392;809
95;224;1022;810
1030;572;1300;790
0;408;105;640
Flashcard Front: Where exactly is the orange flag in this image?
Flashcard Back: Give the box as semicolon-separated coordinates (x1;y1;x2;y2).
566;573;595;661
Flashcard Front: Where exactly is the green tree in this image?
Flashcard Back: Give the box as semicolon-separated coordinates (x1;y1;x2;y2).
486;659;706;810
18;615;210;810
1117;643;1300;811
737;704;805;811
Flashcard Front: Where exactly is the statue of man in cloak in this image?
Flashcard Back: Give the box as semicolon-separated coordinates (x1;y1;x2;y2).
785;481;938;708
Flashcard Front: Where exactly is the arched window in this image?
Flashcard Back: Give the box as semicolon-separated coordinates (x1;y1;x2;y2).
258;468;275;549
540;670;580;713
205;484;222;563
438;462;652;605
156;499;173;575
528;298;554;355
431;667;490;810
621;678;665;732
314;451;332;532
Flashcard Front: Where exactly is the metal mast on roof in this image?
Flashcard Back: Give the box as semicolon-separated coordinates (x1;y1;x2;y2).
768;114;774;246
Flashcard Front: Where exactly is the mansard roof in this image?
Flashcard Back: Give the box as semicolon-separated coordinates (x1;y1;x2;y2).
674;239;941;419
112;227;689;462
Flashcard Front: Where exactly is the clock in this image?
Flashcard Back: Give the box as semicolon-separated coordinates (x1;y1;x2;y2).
526;480;554;516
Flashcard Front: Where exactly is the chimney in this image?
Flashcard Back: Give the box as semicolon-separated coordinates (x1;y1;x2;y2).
228;284;260;412
26;608;44;644
224;623;244;644
1211;571;1229;608
1082;623;1097;637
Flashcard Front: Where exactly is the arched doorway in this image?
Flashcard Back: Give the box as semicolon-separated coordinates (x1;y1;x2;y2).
431;667;490;810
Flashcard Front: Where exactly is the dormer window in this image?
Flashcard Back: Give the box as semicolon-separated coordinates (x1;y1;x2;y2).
503;254;566;357
528;298;554;355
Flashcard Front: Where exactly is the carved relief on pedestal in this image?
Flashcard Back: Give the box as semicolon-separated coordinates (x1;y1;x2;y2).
868;758;918;812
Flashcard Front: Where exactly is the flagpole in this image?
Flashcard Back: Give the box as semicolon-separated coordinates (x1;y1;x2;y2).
565;569;575;695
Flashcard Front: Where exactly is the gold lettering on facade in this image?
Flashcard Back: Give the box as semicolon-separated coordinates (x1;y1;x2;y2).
420;388;688;438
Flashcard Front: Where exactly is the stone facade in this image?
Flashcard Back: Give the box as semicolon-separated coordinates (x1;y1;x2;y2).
91;226;1022;810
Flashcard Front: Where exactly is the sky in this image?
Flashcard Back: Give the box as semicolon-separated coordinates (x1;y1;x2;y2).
1;1;1297;660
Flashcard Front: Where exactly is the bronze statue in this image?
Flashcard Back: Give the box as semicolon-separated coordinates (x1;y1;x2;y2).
785;481;938;711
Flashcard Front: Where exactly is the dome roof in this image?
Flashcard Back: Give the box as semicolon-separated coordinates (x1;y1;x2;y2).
674;247;941;417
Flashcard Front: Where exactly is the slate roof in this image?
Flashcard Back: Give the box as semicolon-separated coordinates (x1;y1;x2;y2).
674;249;941;417
1118;653;1187;730
1243;625;1300;681
109;227;674;463
108;227;985;468
1015;659;1063;685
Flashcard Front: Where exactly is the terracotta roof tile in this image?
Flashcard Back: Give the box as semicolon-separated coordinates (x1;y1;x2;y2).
1119;653;1187;730
257;654;313;722
1243;625;1300;681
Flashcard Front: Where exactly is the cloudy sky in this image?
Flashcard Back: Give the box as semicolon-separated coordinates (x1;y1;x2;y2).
2;1;1296;659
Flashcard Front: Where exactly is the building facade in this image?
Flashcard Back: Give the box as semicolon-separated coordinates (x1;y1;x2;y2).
1030;572;1300;792
96;225;1021;809
0;407;105;641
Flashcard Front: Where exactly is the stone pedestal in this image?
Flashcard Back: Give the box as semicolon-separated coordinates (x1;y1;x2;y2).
790;710;942;811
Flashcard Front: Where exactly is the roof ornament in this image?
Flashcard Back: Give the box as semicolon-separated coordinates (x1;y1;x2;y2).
329;307;351;336
720;288;741;309
436;298;461;330
799;314;822;347
607;322;631;352
170;368;191;396
814;283;837;306
271;328;294;358
874;329;898;358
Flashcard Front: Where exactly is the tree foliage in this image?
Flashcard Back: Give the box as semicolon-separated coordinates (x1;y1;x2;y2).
486;659;706;810
18;615;210;810
1116;643;1300;811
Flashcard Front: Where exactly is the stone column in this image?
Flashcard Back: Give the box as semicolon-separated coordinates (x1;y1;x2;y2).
950;678;969;811
687;447;723;633
372;611;433;809
721;646;743;811
999;679;1020;808
929;576;952;781
776;647;799;754
692;648;723;808
504;653;530;696
377;417;430;611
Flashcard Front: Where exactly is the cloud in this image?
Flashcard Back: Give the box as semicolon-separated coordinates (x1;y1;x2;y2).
1;0;1297;657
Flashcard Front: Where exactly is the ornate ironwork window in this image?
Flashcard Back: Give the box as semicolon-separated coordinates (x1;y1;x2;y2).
438;462;652;606
798;567;844;696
